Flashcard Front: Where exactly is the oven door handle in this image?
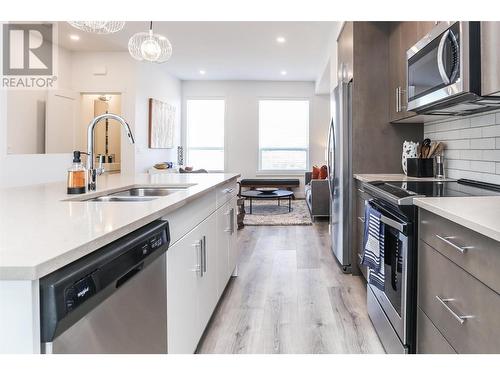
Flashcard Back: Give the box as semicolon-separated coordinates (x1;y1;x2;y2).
437;30;451;85
380;214;406;233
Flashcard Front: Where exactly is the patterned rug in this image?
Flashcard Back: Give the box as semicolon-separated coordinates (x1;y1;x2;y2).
243;198;312;226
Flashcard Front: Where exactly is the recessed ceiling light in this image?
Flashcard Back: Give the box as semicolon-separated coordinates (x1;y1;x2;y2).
199;70;206;75
69;34;80;41
276;36;286;43
280;70;287;76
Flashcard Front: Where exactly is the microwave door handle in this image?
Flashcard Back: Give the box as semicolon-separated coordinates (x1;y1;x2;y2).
437;30;451;85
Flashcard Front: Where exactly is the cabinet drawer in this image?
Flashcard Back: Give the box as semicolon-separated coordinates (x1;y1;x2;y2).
420;209;500;294
418;241;500;353
417;307;456;354
216;179;238;208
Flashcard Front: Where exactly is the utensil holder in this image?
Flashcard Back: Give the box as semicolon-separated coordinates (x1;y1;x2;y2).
406;158;434;178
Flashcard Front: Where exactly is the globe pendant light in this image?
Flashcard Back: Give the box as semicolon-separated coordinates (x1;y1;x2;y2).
68;21;125;34
128;22;172;63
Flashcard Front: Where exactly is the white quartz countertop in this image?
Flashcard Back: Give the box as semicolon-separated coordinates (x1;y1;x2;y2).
354;173;451;182
0;173;239;280
414;196;500;243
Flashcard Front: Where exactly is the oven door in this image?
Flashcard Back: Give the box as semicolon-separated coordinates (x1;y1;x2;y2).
367;200;409;346
407;21;463;111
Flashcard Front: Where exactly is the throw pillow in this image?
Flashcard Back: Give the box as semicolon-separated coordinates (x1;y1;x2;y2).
319;165;328;179
312;165;321;179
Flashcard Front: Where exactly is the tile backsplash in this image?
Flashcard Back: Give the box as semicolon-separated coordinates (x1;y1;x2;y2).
424;110;500;184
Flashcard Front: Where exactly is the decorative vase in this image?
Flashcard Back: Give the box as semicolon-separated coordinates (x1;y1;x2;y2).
402;141;418;175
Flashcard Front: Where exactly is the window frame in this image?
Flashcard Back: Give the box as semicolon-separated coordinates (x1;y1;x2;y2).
185;97;226;172
257;98;310;174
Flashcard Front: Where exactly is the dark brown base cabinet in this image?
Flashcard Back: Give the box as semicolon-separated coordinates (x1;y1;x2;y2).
417;210;500;354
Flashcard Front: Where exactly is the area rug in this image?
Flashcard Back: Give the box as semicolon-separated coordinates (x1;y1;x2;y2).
243;198;312;226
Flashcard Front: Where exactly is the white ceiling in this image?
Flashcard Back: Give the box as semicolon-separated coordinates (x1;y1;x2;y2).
57;21;337;81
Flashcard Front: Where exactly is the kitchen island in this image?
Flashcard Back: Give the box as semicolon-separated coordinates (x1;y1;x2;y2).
0;172;239;353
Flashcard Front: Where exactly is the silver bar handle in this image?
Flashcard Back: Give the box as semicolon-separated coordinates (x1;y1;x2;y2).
202;236;207;273
192;240;202;276
224;209;232;233
357;216;365;224
380;214;406;233
395;87;400;112
435;234;471;254
230;208;235;234
435;296;473;325
223;188;234;194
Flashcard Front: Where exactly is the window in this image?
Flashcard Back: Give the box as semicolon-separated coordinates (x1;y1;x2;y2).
186;99;225;171
259;99;309;171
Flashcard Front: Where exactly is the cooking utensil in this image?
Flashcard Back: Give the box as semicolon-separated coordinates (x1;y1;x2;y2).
427;141;438;158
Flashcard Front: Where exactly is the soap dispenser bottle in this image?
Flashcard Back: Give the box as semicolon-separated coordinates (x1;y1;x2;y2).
67;151;86;194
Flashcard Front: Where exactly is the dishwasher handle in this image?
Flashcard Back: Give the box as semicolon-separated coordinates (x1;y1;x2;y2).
115;263;144;289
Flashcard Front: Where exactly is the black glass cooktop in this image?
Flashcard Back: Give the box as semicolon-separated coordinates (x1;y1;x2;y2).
372;179;500;199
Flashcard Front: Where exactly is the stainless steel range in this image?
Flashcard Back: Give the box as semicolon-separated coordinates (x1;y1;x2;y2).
361;178;500;354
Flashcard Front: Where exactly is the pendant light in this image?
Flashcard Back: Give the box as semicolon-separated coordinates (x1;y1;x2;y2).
128;22;172;63
68;21;125;34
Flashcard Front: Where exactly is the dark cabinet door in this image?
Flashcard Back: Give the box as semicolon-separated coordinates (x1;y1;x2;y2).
389;22;420;122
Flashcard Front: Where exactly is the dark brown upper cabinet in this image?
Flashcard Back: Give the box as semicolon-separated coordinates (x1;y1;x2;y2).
388;21;440;123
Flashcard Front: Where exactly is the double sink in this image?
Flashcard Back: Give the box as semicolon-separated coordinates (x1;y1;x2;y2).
83;185;192;202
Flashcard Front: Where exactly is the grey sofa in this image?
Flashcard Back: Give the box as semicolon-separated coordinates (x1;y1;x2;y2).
304;172;330;221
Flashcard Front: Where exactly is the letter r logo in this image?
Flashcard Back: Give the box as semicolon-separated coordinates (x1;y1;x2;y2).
2;23;53;76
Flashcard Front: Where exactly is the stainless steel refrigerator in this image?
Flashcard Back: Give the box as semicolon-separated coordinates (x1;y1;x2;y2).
327;81;352;273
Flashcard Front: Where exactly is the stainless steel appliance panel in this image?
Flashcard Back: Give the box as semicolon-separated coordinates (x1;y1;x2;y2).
329;82;352;272
44;253;167;354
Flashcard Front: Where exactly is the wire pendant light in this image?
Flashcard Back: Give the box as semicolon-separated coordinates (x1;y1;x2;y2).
68;21;125;34
128;22;172;63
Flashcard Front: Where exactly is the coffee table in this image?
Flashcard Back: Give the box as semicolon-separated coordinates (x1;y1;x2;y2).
240;189;294;214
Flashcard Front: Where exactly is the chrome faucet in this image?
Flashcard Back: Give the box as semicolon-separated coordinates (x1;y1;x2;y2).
86;113;135;191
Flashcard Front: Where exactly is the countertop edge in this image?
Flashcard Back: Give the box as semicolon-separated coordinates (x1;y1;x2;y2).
414;198;500;243
0;174;240;281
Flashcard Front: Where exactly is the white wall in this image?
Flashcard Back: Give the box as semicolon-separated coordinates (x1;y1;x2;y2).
134;63;182;174
424;110;500;184
181;80;330;196
0;50;182;187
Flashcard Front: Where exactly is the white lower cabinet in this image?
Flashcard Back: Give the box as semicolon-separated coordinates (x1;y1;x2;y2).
167;193;238;353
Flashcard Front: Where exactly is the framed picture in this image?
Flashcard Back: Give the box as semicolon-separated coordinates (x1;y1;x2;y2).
148;98;176;149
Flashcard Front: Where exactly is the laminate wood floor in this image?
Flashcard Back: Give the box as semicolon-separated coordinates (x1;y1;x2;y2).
197;222;384;354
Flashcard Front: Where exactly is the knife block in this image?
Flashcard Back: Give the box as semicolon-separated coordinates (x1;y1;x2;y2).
406;158;434;178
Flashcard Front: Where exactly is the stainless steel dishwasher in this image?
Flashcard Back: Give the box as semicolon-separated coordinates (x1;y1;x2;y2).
40;220;170;354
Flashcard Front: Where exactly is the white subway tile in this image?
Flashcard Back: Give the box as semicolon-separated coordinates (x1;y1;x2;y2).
445;150;460;159
482;125;500;137
483;149;500;161
445;139;470;149
470;160;496;173
471;138;495;149
436;118;470;131
496;112;500;124
447;159;470;170
460;150;483;160
496;138;500;149
459;127;482;139
496;163;500;174
470;113;496;127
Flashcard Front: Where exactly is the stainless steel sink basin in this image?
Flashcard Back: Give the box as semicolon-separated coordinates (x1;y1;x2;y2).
110;187;185;197
86;196;158;202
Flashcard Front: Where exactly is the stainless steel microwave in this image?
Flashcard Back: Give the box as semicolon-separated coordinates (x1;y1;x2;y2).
406;21;500;115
